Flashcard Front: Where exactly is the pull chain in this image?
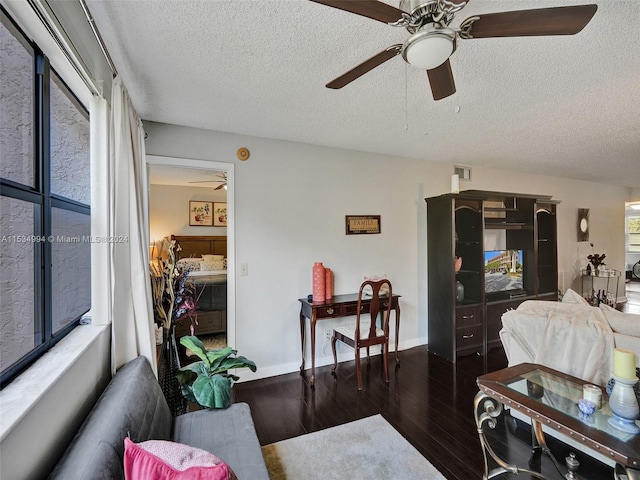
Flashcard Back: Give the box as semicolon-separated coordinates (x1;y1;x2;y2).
404;64;409;131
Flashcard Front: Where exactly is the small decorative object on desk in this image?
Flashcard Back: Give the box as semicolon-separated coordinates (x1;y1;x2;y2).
583;384;602;409
608;348;640;434
312;262;326;304
325;268;333;301
578;399;596;416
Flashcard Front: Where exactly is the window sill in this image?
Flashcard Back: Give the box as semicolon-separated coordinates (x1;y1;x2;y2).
0;323;109;441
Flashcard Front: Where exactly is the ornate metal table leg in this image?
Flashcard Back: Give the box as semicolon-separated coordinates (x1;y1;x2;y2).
616;464;640;480
474;391;556;480
531;419;580;479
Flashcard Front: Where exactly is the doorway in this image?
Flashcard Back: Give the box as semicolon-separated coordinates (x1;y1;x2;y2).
146;155;235;350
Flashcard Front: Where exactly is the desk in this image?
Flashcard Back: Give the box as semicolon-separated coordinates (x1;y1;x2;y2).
475;363;640;480
298;293;401;387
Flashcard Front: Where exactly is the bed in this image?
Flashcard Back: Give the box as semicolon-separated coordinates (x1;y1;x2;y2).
171;235;227;337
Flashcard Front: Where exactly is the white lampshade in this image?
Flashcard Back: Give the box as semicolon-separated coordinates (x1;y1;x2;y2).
402;26;455;70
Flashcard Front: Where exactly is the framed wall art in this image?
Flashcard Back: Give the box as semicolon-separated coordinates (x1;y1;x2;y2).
345;215;381;235
213;202;228;227
189;201;213;226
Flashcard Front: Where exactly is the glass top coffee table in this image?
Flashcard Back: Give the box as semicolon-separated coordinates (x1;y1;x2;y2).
475;363;640;480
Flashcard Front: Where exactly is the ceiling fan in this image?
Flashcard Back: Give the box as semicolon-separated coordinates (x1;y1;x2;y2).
188;172;227;190
310;0;597;100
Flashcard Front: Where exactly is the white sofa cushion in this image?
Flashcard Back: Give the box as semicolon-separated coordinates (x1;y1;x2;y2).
599;303;640;337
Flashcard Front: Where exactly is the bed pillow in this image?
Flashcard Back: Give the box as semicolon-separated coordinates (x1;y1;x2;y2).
124;438;237;480
600;303;640;337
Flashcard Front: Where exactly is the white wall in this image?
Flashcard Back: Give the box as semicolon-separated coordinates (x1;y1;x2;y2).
144;121;630;381
149;183;227;242
0;325;111;480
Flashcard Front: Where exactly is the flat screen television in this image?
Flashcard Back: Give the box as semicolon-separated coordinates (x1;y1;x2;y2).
484;249;524;294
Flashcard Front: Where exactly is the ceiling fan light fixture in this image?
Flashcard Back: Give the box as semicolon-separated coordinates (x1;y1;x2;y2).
401;25;456;70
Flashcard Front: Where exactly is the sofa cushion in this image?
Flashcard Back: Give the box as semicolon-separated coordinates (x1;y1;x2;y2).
172;403;269;480
48;356;172;480
600;303;640;336
123;438;235;480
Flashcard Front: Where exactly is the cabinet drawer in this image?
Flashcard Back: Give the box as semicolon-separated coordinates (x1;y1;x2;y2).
455;306;483;328
456;324;483;350
316;306;344;318
199;311;224;330
343;303;369;316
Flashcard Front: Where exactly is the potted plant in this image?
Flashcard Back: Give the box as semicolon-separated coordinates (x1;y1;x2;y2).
176;336;257;409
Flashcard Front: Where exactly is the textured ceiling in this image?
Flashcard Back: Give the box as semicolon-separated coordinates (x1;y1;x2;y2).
85;0;640;188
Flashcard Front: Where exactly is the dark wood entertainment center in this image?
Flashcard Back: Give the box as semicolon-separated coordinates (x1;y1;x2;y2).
426;190;559;362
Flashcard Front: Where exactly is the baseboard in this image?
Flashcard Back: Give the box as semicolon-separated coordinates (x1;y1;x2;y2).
238;337;426;383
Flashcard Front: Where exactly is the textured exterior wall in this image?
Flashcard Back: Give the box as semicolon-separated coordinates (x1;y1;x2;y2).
1;22;90;369
0;19;34;186
50;75;90;205
51;208;91;333
0;197;36;371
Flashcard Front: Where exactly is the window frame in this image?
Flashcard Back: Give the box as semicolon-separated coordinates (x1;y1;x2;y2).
1;8;90;386
626;212;640;254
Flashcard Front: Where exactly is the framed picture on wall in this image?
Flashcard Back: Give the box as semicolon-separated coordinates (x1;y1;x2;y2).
213;202;227;227
189;201;213;226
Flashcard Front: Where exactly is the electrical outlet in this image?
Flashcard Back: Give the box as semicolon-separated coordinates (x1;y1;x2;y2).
324;330;332;341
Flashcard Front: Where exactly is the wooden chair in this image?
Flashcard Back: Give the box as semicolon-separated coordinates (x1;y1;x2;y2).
331;279;393;390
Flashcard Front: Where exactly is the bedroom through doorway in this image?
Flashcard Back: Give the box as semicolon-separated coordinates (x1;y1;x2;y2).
146;156;236;357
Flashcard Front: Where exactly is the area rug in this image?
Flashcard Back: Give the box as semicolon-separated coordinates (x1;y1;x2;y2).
261;415;446;480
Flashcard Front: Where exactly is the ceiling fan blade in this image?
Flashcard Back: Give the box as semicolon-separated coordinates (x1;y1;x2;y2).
427;59;456;100
309;0;404;24
214;184;225;190
461;5;597;38
326;44;402;89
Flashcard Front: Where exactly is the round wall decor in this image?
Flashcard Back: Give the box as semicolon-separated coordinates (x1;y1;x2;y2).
237;147;250;161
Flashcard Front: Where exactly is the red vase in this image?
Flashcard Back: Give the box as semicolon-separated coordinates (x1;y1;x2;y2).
325;268;333;301
312;262;326;304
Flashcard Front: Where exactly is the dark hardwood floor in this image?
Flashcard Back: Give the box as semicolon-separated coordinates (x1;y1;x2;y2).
234;346;615;480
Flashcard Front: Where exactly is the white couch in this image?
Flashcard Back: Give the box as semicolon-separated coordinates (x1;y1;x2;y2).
499;289;640;387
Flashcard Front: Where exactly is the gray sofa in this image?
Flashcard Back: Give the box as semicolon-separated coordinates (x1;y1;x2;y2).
48;356;269;479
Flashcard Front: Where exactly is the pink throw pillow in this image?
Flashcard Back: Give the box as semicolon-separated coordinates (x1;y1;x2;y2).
124;438;237;480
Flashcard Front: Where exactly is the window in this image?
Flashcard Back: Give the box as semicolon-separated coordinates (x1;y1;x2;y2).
627;213;640;253
1;9;90;386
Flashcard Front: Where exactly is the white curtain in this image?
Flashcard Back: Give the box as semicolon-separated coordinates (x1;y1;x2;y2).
89;95;112;327
110;75;156;375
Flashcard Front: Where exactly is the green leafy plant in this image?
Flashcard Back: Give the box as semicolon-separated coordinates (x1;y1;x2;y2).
176;336;257;409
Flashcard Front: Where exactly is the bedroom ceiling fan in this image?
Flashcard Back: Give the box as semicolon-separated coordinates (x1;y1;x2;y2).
188;172;227;190
310;0;597;100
